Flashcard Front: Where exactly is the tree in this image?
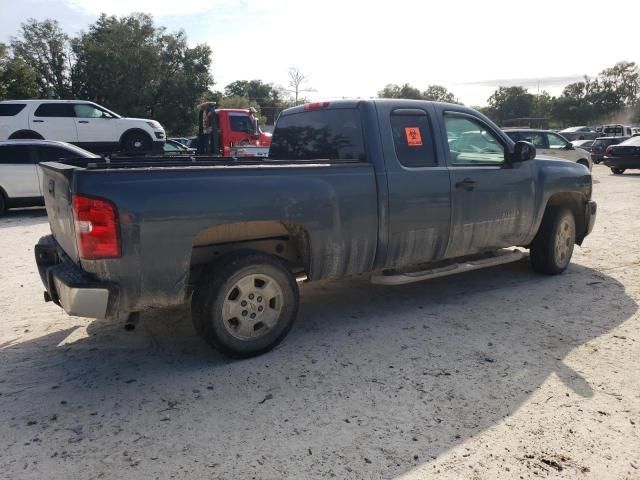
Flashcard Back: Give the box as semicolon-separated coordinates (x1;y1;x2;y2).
223;79;284;123
599;61;639;107
484;86;534;124
218;95;266;123
377;83;423;99
72;13;213;135
288;67;313;104
0;43;39;99
422;85;457;103
10;19;72;98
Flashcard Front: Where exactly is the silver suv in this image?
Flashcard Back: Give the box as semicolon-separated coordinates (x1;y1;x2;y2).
0;140;98;215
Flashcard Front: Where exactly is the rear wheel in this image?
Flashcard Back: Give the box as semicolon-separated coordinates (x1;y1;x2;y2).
192;251;299;358
122;131;152;154
530;207;576;275
611;167;625;174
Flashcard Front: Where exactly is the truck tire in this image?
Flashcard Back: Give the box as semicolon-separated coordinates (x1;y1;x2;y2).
192;251;299;358
611;167;625;175
122;131;152;154
529;207;575;275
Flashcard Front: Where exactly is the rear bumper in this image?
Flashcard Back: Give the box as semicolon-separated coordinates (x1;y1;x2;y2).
35;235;116;318
584;200;597;238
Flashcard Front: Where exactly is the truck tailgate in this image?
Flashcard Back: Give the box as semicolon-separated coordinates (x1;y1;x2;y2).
40;162;80;262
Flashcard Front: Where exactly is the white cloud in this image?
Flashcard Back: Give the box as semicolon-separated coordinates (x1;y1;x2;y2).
64;0;242;17
62;0;640;105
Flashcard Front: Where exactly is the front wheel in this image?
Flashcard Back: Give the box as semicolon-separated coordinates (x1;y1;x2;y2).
192;252;300;358
122;131;152;154
530;207;576;275
0;193;6;216
611;167;625;175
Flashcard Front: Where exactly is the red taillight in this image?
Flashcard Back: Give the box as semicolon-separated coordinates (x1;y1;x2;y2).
303;101;330;111
72;195;120;259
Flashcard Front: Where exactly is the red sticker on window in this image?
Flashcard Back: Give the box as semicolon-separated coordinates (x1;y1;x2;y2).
405;127;423;146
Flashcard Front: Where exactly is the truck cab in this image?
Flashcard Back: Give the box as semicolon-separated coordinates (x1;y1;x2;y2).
197;104;272;156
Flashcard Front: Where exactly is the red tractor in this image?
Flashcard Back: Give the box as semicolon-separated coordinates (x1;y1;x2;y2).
197;103;272;157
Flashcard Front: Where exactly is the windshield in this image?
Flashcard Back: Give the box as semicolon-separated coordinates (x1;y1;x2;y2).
229;114;256;134
618;136;640;146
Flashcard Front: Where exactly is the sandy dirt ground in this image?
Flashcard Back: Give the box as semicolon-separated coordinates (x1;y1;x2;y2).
0;165;638;480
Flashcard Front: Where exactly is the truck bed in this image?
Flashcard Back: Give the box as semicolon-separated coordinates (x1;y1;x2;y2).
39;157;378;313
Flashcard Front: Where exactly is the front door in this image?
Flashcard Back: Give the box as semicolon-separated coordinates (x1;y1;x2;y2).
29;103;77;142
378;104;451;268
443;112;535;258
73;103;117;148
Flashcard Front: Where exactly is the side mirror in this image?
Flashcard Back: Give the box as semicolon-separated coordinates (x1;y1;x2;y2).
252;117;260;137
511;141;536;162
565;143;574;150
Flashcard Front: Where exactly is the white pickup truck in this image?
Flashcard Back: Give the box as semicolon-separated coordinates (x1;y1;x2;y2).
0;100;165;154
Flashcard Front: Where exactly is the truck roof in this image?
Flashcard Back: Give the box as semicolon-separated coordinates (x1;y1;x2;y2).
279;99;470;117
0;99;96;104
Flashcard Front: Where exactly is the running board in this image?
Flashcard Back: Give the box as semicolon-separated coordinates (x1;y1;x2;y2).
370;249;526;286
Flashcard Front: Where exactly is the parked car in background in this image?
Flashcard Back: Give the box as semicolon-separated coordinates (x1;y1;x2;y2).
601;124;634;137
503;129;592;170
571;139;595;151
163;139;196;155
559;126;599;141
0;139;99;215
602;136;640;174
0;100;165;155
590;136;630;164
168;137;191;146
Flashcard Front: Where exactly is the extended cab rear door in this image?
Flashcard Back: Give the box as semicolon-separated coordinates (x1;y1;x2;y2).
375;102;452;268
441;109;535;257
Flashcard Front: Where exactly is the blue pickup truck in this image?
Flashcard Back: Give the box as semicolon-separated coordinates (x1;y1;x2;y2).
35;100;596;358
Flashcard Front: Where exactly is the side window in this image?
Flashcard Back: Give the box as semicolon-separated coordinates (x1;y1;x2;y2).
74;104;107;118
0;104;27;116
0;145;32;164
390;110;437;167
547;133;568;149
270;108;366;161
36;146;79;162
34;103;75;117
530;133;549;149
444;114;505;165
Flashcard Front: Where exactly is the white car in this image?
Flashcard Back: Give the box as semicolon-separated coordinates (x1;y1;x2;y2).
0;100;165;154
503;129;592;170
0;140;100;214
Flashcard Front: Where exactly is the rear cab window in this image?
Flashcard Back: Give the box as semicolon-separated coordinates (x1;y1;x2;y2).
0;104;27;116
270;108;366;161
390;109;437;167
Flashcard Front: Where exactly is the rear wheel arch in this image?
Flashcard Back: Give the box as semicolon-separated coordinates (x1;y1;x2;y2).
188;220;312;290
8;130;43;140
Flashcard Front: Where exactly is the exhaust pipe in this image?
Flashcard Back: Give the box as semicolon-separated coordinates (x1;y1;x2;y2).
124;312;140;331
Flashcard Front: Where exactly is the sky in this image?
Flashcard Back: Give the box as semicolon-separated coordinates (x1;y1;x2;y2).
1;0;639;106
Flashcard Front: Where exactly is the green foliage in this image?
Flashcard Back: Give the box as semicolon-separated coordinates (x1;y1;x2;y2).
218;95;266;124
378;83;459;103
10;19;72;98
485;86;534;124
223;79;283;123
422;85;457;103
72;13;213;135
0;43;39;99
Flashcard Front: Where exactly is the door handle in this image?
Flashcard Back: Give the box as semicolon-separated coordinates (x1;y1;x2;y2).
455;178;476;191
78;120;89;124
32;119;44;123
